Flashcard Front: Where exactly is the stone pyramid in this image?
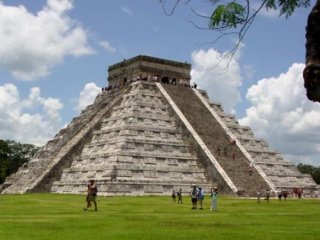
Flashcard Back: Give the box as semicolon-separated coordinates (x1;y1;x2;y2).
1;56;316;196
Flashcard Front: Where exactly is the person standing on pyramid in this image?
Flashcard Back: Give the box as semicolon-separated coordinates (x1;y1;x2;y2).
83;179;98;211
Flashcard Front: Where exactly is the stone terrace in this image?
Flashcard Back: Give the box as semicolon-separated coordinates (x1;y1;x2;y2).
51;81;211;195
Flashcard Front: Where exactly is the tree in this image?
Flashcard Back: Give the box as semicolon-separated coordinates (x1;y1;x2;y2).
304;1;320;102
0;139;39;184
297;163;320;184
160;0;320;102
0;140;11;184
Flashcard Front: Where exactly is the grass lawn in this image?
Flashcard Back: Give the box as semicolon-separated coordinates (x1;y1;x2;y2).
0;194;319;240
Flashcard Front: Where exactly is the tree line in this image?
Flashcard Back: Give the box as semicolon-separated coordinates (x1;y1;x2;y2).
0;139;39;185
297;163;320;184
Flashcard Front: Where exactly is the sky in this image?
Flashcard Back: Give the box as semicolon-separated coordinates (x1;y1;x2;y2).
0;0;320;166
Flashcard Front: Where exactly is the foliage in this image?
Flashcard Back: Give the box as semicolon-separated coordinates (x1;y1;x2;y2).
162;0;319;102
209;2;246;28
297;163;320;184
208;0;311;29
0;139;39;184
0;194;320;240
268;0;311;17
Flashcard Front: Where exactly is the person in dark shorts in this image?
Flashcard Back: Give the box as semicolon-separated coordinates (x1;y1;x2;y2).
83;179;98;211
172;190;177;203
283;190;288;201
265;189;270;203
257;189;261;203
190;185;199;210
177;188;183;204
277;190;283;201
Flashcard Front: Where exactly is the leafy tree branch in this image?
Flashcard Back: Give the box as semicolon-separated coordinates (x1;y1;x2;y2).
160;0;320;102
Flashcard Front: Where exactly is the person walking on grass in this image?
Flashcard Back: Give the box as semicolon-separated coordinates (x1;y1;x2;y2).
265;189;270;203
172;189;177;203
210;187;218;211
257;189;261;203
83;179;98;211
177;188;183;204
283;190;288;201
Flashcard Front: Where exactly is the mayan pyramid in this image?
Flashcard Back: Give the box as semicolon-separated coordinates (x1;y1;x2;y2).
0;55;316;196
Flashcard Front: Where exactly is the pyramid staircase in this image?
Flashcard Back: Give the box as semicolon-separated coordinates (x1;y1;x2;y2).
159;84;271;196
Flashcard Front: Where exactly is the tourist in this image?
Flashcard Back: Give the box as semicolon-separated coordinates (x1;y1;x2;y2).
84;181;91;208
229;138;236;145
177;188;183;204
210;187;218;211
172;189;177;203
223;147;228;156
193;82;197;89
83;179;98;211
172;78;177;85
249;164;253;176
257;189;261;203
283;190;288;201
217;147;221;156
277;190;283;201
298;188;303;199
265;189;270;202
198;187;204;210
190;185;199;209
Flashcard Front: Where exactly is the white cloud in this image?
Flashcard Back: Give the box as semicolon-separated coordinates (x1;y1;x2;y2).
0;0;94;80
43;98;64;119
191;48;242;113
99;41;116;53
75;82;100;112
239;63;320;166
0;84;63;146
242;64;256;80
120;7;133;17
46;0;73;12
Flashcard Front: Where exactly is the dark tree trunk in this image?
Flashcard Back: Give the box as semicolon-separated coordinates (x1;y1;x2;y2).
304;0;320;102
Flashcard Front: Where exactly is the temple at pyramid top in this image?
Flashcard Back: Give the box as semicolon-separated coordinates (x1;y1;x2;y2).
107;55;191;87
0;55;317;197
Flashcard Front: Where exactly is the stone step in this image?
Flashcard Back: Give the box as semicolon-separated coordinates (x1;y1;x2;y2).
50;81;212;196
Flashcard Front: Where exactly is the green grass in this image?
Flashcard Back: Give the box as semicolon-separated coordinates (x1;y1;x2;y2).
0;194;319;240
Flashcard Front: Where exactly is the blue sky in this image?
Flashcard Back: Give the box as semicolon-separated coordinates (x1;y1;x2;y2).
1;0;320;166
